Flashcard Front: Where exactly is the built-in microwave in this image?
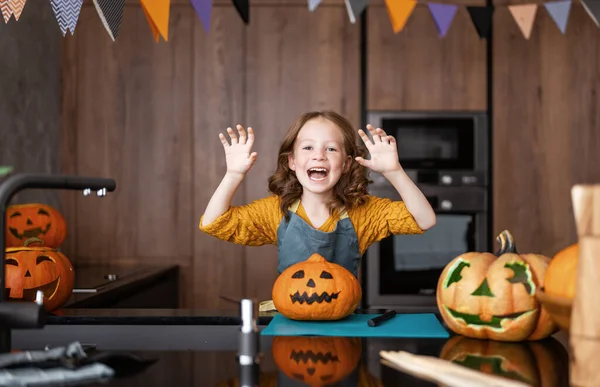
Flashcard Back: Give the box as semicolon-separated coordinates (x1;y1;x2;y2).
363;111;490;310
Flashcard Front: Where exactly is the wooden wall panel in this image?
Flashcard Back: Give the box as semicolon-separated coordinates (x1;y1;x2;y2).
493;3;600;256
244;4;361;301
62;6;195;306
366;5;487;111
192;7;247;309
0;0;61;206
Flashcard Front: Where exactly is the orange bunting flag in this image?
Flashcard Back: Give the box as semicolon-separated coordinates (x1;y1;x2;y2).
385;0;416;33
140;0;170;42
508;4;538;39
9;0;25;21
0;0;12;23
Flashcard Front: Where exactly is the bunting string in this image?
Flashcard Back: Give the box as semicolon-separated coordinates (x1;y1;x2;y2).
1;0;596;41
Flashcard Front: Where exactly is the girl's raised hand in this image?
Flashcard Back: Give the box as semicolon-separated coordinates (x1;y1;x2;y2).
219;125;258;176
355;124;402;174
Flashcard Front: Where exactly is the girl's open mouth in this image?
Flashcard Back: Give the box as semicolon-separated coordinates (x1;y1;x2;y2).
307;167;328;181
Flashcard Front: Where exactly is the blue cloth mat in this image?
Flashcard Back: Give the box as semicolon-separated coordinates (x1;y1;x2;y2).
261;313;449;338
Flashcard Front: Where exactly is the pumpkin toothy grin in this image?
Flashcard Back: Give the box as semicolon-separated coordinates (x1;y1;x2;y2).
9;223;52;240
7;277;60;301
307;168;328;181
444;306;535;329
290;291;339;304
290;350;340;364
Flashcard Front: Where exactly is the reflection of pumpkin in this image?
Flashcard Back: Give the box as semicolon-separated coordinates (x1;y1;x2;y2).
440;335;569;387
436;230;557;341
272;336;361;386
5;237;75;311
5;204;67;248
272;253;361;321
544;243;578;299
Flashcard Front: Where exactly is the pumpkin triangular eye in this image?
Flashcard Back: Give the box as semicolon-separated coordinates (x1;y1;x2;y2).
320;271;333;279
36;255;52;264
5;258;18;266
292;270;305;279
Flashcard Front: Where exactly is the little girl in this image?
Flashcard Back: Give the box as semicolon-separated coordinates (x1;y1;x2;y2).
199;111;436;279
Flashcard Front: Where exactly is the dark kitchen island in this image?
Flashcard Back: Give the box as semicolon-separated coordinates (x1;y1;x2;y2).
6;307;571;387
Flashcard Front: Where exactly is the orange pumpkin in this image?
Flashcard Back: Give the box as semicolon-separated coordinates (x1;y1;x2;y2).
5;237;75;311
436;230;557;341
440;335;569;387
272;336;362;386
5;203;67;248
544;243;578;299
272;253;361;321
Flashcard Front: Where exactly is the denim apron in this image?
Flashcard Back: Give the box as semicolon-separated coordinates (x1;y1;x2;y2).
276;200;361;278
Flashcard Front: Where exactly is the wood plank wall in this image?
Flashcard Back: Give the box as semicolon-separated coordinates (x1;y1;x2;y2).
0;1;61;207
56;0;600;308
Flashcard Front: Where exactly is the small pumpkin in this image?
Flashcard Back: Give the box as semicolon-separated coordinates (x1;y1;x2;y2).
5;237;75;311
272;336;362;386
5;203;67;248
440;335;569;387
544;243;578;299
436;230;557;341
272;253;361;321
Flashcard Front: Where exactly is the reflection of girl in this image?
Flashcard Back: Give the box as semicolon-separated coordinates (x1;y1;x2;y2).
199;111;436;278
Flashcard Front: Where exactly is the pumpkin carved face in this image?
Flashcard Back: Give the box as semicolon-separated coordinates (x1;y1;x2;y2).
5;238;75;311
272;336;362;386
436;230;557;341
440;335;569;387
272;253;361;320
5;204;67;248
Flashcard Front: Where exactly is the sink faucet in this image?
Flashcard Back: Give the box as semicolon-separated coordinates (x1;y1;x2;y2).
0;173;116;349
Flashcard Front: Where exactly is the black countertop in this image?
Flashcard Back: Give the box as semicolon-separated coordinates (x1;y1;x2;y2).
5;308;572;387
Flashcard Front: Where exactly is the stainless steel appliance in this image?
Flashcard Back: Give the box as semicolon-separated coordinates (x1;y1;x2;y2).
364;111;490;310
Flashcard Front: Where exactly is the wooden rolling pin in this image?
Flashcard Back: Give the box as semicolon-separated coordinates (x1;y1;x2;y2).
570;185;600;386
379;350;529;387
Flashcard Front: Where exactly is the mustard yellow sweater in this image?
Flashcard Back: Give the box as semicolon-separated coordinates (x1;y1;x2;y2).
198;195;423;255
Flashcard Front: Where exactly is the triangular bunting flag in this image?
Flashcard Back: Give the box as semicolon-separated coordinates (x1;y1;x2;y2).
385;0;416;33
308;0;322;12
544;0;571;34
93;0;125;41
581;0;600;26
232;0;249;24
50;0;83;36
191;0;212;33
8;0;25;21
345;0;368;24
508;4;537;39
1;0;13;23
467;6;494;39
428;2;458;37
140;0;170;42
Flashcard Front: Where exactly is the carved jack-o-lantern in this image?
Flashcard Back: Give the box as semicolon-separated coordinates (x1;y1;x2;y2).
272;253;362;320
272;336;362;386
436;230;557;341
5;203;67;248
4;237;75;311
440;335;569;387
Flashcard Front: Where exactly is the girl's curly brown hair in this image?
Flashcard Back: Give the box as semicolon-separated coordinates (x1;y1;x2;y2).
267;111;372;220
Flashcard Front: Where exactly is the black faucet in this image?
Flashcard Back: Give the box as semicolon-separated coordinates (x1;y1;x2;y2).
0;173;116;349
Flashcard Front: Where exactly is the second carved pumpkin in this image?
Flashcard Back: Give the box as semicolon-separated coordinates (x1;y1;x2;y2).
436;230;557;341
5;203;67;248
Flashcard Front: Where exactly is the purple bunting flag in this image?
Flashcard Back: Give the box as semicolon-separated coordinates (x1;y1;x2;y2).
428;2;458;38
192;0;212;33
50;0;83;36
308;0;322;12
544;0;571;34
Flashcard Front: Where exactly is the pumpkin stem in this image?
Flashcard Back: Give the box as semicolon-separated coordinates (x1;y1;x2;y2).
23;237;44;247
495;230;517;255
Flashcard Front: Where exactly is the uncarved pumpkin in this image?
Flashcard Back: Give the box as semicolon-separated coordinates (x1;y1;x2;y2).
272;253;361;321
272;336;362;386
436;230;558;341
5;237;75;311
5;203;67;248
544;243;578;299
440;335;569;387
